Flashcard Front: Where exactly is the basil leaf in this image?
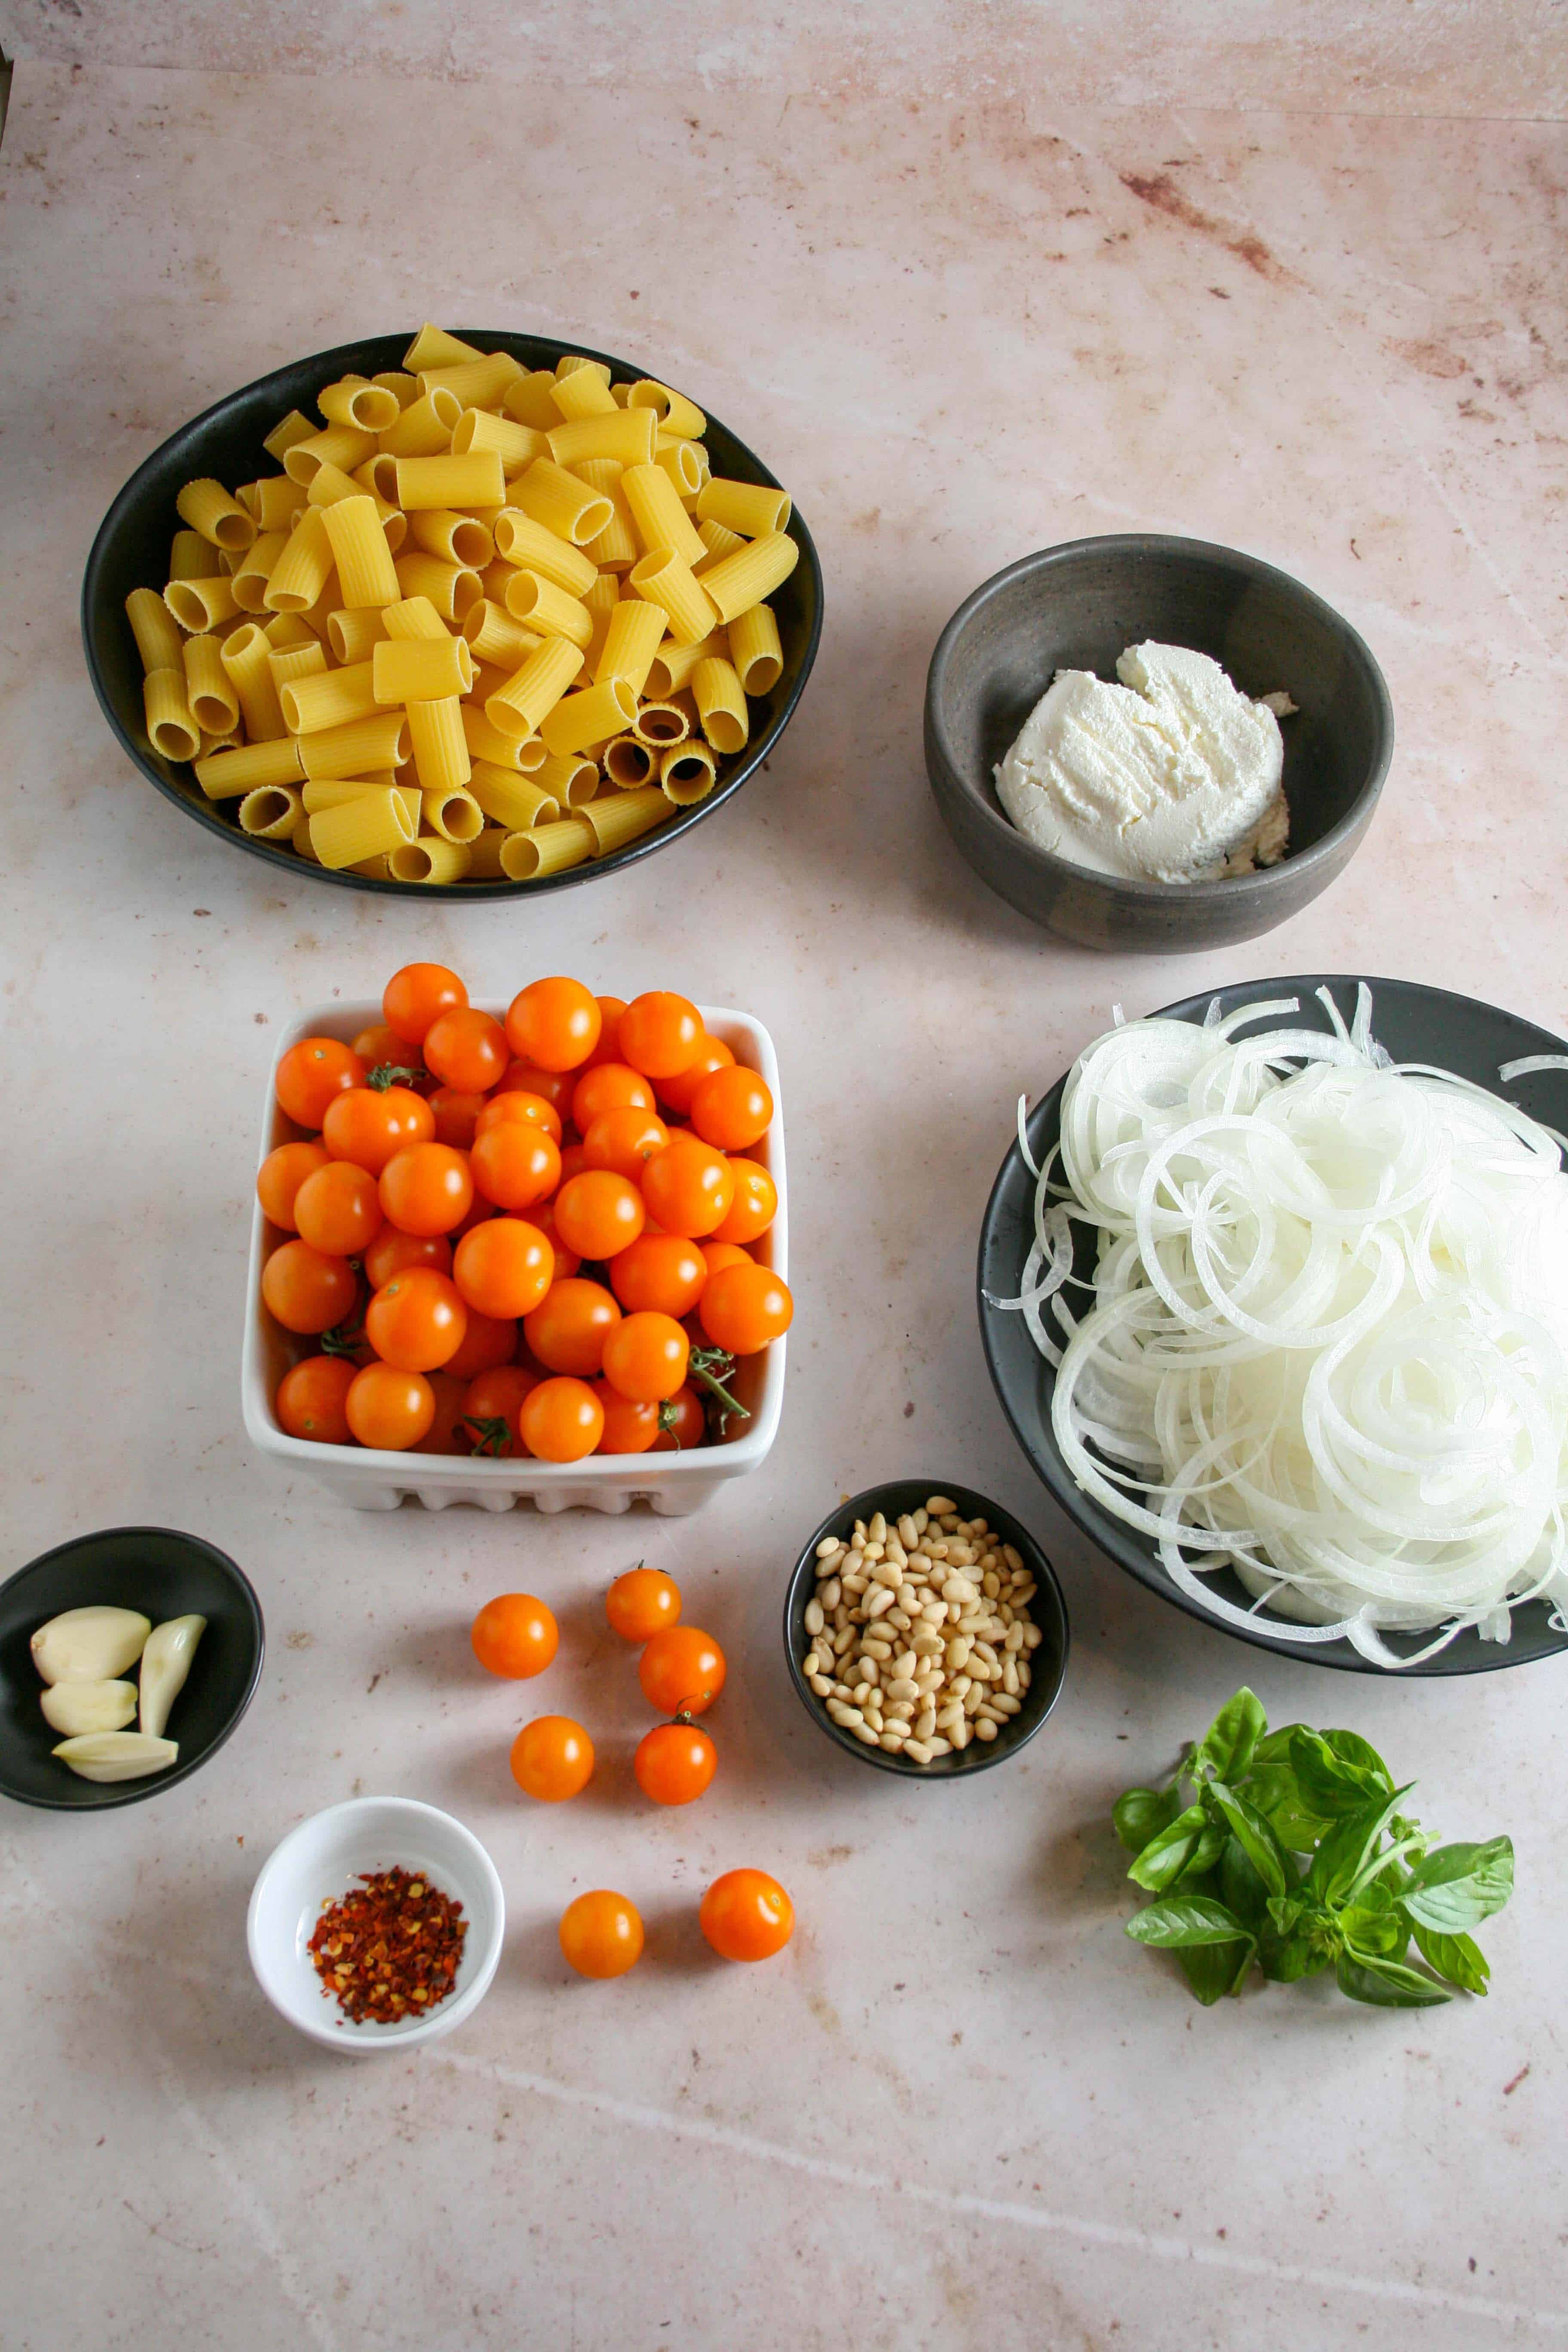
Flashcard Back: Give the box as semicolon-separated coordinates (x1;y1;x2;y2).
1218;1835;1271;1931
1258;1923;1329;1982
1205;1781;1290;1899
1251;1723;1306;1767
1127;1804;1211;1892
1244;1760;1334;1853
1338;1897;1407;1960
1114;1785;1185;1856
1410;1920;1491;1995
1335;1949;1452;2009
1309;1782;1417;1906
1322;1728;1393;1786
1290;1727;1389;1818
1193;1687;1266;1785
1176;1941;1250;2006
1399;1838;1514;1933
1126;1896;1250;1949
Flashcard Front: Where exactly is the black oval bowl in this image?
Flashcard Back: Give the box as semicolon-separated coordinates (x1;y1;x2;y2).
783;1480;1069;1778
925;535;1391;952
0;1527;264;1809
82;331;824;900
979;976;1568;1676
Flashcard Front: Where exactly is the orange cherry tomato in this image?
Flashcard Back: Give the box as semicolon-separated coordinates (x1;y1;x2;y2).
641;1137;735;1238
699;1239;752;1282
582;1106;670;1181
558;1888;643;1977
261;1239;358;1334
700;1261;793;1354
638;1624;726;1716
276;1036;365;1129
345;1361;435;1450
474;1090;563;1146
557;1141;588;1189
699;1869;793;1962
453;1217;554;1319
383;961;466;1045
711;1158;777;1246
428;1087;487;1148
577;997;631;1073
609;1233;707;1317
443;1306;517;1381
292;1160;383;1257
275;1354;357;1443
602;1310;689;1403
364;1227;452;1289
529;1200;581;1281
378;1142;473;1236
471;1121;561;1212
497;1059;575;1116
423;1005;508;1093
364;1268;467;1372
553;1170;645;1261
617;991;702;1079
322;1084;435;1175
410;1368;470;1455
505;976;603;1071
524;1279;621;1377
257;1140;330;1231
572;1062;656;1133
459;1364;538;1454
450;1191;496;1241
511;1715;594;1800
351;1022;423;1079
656;1034;734;1116
592;1384;660;1453
691;1066;774;1152
518;1375;605;1461
635;1721;716;1806
605;1566;682;1642
471;1591;558;1677
652;1384;707;1451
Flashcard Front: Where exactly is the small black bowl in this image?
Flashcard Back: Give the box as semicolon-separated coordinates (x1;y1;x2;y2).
783;1480;1069;1778
925;534;1392;952
0;1527;265;1810
82;329;824;900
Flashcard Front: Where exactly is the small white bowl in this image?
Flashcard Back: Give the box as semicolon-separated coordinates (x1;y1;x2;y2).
247;1796;505;2052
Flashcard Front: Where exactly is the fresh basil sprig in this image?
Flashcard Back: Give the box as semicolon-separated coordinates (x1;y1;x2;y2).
1113;1688;1514;2009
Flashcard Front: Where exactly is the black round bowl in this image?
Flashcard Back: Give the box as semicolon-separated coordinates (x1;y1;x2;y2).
0;1527;265;1809
925;535;1391;952
978;976;1568;1676
82;330;824;899
783;1479;1069;1778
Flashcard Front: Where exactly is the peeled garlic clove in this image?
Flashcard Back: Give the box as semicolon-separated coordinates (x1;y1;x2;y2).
31;1606;152;1685
138;1614;207;1740
52;1732;178;1783
40;1680;138;1737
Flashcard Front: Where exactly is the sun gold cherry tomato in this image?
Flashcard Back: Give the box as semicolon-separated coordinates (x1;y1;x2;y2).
364;1228;452;1289
655;1033;734;1116
524;1280;621;1377
601;1310;689;1403
292;1159;383;1257
383;961;466;1045
458;1363;538;1453
609;1233;707;1318
474;1089;564;1146
711;1158;777;1246
454;1217;555;1320
571;1062;656;1133
699;1869;793;1962
471;1592;558;1677
558;1888;642;1977
518;1374;605;1461
378;1142;474;1236
423;1005;508;1093
276;1036;365;1128
256;1140;330;1231
364;1268;467;1372
638;1624;725;1716
261;1238;358;1334
652;1384;707;1451
471;1121;561;1212
554;1169;645;1260
699;1261;793;1354
428;1086;488;1148
617;991;702;1079
322;1084;435;1175
275;1354;357;1443
441;1305;516;1382
592;1384;661;1454
511;1715;594;1800
635;1721;716;1806
690;1065;774;1151
505;976;603;1071
605;1566;682;1642
345;1361;435;1449
641;1137;735;1238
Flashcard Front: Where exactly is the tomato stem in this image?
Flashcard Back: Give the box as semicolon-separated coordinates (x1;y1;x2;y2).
366;1062;424;1093
687;1346;750;1428
318;1320;365;1360
459;1413;513;1458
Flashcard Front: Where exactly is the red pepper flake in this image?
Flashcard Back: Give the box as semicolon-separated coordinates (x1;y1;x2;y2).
307;1866;466;2026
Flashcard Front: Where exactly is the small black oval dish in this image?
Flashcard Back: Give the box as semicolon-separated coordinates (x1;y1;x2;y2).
784;1480;1069;1779
0;1527;265;1810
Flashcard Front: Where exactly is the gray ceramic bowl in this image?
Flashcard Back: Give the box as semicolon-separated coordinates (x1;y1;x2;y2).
925;535;1392;952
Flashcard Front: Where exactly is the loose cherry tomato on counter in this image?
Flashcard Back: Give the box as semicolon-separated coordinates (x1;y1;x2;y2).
711;1158;778;1247
606;1566;682;1643
601;1310;689;1403
409;1368;470;1456
582;1106;670;1181
454;1217;554;1320
261;1239;359;1334
700;1261;793;1355
572;1062;656;1133
323;1084;434;1175
553;1169;645;1261
618;991;703;1080
364;1268;467;1372
345;1361;435;1450
474;1089;563;1146
511;1714;594;1800
471;1591;558;1677
577;996;630;1073
275;1354;357;1443
443;1307;517;1382
592;1384;660;1453
635;1719;716;1807
276;1037;365;1129
471;1121;561;1211
428;1087;487;1149
641;1137;734;1238
558;1889;643;1978
505;976;602;1071
691;1066;774;1152
423;1005;508;1093
364;1228;452;1290
609;1233;707;1318
700;1870;794;1962
378;1142;473;1236
256;1140;330;1231
519;1374;605;1461
351;1021;423;1079
383;961;466;1045
496;1059;575;1116
293;1159;383;1257
655;1034;733;1117
458;1364;538;1455
524;1279;621;1378
652;1384;707;1451
638;1624;726;1716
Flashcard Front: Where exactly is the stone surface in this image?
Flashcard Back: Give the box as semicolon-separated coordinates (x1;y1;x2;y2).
1;41;1567;2352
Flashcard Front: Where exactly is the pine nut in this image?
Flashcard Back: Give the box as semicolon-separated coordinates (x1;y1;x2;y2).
925;1494;956;1514
879;1731;906;1752
804;1599;825;1637
863;1706;885;1733
903;1738;934;1764
816;1536;843;1560
803;1649;821;1676
898;1584;920;1612
892;1649;917;1679
911;1630;944;1656
975;1718;998;1742
888;1678;920;1701
1002;1544;1023;1569
950;1721;971;1750
1003;1661;1020;1696
871;1561;902;1590
821;1578;842;1610
827;1700;862;1725
915;1706;937;1740
946;1635;972;1669
1017;1661;1032;1687
897;1514;920;1548
865;1587;895;1619
868;1512;887;1544
861;1637;893;1660
982;1571;1001;1598
1004;1622;1024;1651
808;1672;833;1697
1023;1623;1044;1649
992;1693;1021;1716
925;1736;953;1756
853;1724;880;1746
936;1701;964;1731
887;1609;913;1632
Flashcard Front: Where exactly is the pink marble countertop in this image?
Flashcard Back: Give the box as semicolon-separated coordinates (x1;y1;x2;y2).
1;33;1566;2352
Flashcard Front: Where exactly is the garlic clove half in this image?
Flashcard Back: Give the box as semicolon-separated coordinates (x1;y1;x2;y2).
52;1732;178;1783
31;1606;152;1685
40;1680;139;1737
138;1614;207;1740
